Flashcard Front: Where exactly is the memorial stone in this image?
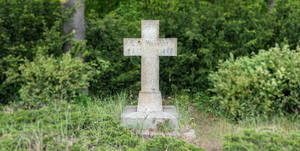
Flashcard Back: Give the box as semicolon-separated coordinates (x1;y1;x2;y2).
121;20;179;129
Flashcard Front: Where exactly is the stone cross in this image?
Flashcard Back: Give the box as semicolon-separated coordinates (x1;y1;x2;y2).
123;20;177;112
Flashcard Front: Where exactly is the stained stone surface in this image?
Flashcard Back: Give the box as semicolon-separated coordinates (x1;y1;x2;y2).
183;129;197;143
121;20;178;129
121;106;178;129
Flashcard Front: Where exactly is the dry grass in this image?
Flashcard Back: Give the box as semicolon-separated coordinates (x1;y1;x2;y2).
168;94;300;151
191;108;232;151
189;106;300;151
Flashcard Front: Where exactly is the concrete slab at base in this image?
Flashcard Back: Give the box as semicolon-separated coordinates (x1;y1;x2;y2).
141;130;179;138
121;105;179;129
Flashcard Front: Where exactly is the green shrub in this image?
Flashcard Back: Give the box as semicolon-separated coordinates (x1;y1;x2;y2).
85;0;128;18
133;136;205;151
95;114;139;148
2;0;300;102
85;0;300;96
209;45;300;119
16;52;93;108
0;0;68;104
223;130;300;151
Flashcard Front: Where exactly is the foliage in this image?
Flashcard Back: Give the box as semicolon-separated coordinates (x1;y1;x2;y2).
10;52;93;108
193;91;216;114
223;130;300;151
0;97;203;151
85;0;129;18
0;0;68;104
157;119;173;133
1;0;300;103
133;136;205;151
209;45;300;119
85;0;300;96
0;102;138;150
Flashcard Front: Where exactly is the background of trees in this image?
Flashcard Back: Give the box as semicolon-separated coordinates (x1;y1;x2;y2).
85;0;300;96
1;0;300;104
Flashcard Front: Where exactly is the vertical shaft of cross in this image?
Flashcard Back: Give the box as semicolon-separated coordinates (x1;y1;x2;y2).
138;54;162;112
138;53;162;112
141;55;159;92
139;40;163;112
137;20;162;112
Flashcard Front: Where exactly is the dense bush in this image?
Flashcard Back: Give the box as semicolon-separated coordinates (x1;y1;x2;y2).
134;136;205;151
223;130;300;151
0;0;68;104
85;0;128;18
1;0;300;103
10;52;93;108
209;45;300;119
86;0;300;96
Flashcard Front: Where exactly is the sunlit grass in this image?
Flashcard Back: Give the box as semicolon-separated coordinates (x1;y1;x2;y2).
0;93;299;151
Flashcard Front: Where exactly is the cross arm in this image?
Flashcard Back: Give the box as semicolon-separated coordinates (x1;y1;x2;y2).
123;38;142;56
158;38;177;56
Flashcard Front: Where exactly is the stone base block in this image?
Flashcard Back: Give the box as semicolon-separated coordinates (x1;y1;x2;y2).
138;91;162;112
121;105;178;129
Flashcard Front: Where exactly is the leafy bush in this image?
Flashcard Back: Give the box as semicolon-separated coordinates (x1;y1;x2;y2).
85;0;128;18
0;0;68;104
96;114;139;148
133;136;205;151
15;52;93;108
86;0;300;96
223;130;300;151
209;45;300;119
2;0;300;102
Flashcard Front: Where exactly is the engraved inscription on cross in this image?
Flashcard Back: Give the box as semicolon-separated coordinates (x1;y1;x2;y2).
123;20;177;112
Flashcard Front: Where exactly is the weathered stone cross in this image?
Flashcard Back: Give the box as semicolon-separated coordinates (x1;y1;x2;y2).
123;20;177;112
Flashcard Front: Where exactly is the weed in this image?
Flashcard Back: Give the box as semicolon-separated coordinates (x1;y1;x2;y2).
157;119;173;133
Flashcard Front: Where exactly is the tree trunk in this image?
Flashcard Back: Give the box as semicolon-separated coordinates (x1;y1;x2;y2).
61;0;88;94
61;0;85;53
212;0;216;7
268;0;276;12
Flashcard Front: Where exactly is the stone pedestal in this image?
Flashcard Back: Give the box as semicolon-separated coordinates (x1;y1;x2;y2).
121;105;178;129
137;91;162;112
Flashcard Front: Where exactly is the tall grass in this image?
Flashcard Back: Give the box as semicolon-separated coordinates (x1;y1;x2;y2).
0;92;131;150
0;92;206;151
0;92;299;151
